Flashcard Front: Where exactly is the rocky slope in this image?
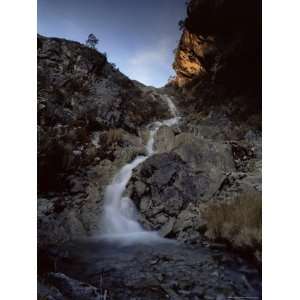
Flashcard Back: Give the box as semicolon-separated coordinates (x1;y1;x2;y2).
38;34;172;246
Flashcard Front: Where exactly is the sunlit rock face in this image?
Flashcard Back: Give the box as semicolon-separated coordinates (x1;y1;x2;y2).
172;0;261;117
173;30;216;87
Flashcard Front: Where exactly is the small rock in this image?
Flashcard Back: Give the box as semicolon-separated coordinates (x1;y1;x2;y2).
159;218;175;237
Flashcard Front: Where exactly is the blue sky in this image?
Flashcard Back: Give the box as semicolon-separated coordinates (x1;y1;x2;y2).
38;0;186;87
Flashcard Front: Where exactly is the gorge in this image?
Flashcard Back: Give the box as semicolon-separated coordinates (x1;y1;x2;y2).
38;1;261;299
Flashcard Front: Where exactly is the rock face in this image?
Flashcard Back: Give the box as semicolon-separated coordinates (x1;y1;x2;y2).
172;0;261;119
173;30;216;87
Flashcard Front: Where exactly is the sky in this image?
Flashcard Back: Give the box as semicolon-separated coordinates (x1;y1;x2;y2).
38;0;187;87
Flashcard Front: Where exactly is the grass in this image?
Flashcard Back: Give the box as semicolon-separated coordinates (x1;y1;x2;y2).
203;192;262;253
105;128;123;146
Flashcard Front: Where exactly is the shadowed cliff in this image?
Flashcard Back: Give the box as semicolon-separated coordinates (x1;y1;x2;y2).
172;0;261;121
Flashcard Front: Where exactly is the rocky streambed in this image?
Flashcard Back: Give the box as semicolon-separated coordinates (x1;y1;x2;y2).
38;90;261;299
39;238;261;300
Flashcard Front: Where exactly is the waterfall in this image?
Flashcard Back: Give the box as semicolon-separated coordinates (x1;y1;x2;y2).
101;96;179;242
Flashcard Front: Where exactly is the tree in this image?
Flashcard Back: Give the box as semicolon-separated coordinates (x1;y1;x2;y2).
86;33;99;49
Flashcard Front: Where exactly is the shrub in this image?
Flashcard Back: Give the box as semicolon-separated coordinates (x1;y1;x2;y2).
203;192;262;252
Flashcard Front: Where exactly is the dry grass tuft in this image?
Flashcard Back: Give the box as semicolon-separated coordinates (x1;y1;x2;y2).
105;128;123;146
203;192;262;251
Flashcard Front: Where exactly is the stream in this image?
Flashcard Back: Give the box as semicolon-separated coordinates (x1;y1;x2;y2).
101;95;180;242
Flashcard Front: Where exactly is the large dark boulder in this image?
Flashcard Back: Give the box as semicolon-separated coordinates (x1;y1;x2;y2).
127;132;236;240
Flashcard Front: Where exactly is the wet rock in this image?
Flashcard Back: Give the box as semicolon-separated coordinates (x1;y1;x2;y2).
48;273;102;300
38;280;64;300
159;217;176;237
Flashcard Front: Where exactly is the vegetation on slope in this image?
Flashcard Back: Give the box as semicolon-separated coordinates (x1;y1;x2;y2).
203;192;262;259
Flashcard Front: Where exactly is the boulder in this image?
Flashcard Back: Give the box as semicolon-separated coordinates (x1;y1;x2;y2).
154;125;176;153
47;273;103;300
127;131;237;241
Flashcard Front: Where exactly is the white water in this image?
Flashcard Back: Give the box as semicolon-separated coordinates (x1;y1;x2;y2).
101;95;179;242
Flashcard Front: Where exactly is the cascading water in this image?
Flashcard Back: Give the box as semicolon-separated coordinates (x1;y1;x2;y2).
101;95;180;242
